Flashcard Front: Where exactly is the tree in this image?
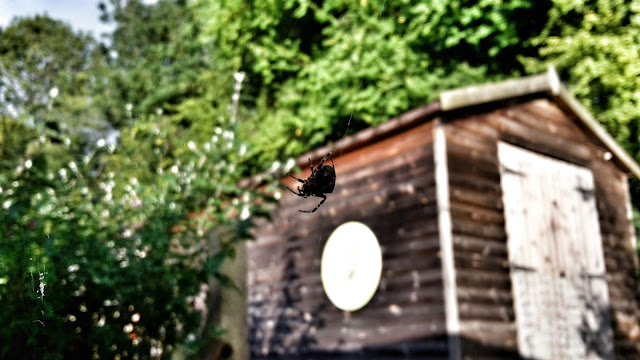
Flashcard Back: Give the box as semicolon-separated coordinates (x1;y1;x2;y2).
192;0;551;170
1;13;276;359
98;0;233;145
0;16;109;142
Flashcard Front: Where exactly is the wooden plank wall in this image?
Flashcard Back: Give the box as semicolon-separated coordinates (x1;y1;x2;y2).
247;121;449;359
443;97;640;358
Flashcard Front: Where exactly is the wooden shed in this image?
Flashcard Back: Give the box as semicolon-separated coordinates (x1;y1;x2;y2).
245;67;640;359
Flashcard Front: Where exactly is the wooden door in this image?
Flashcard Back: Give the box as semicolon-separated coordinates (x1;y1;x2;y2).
499;142;613;360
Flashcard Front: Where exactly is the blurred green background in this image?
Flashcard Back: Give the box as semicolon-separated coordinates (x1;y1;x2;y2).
1;0;639;358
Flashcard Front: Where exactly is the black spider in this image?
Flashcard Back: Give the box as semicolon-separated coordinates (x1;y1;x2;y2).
286;151;336;213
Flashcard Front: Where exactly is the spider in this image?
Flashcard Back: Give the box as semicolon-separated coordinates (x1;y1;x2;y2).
286;151;336;213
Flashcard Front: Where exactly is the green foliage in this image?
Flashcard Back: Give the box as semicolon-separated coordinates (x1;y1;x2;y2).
0;16;109;138
99;0;233;142
0;110;276;359
0;11;277;359
193;0;549;169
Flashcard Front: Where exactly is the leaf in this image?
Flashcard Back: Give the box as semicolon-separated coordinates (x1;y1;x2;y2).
214;272;239;292
206;252;227;275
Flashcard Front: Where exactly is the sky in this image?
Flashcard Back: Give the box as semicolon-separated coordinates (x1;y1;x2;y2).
0;0;157;37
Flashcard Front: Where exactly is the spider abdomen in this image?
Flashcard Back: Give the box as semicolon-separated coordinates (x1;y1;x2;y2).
315;166;336;193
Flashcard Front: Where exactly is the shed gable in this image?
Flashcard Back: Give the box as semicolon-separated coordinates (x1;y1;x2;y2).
441;95;640;358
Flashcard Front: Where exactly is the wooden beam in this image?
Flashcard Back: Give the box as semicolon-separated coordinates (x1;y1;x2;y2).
440;67;559;111
434;123;461;360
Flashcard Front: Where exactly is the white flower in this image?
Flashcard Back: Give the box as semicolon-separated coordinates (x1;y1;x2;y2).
25;159;32;169
68;161;77;172
240;205;250;220
233;72;246;83
271;161;281;171
239;144;247;157
187;141;196;151
2;200;11;209
171;165;179;174
67;264;80;273
125;103;133;112
97;138;106;147
285;158;295;172
49;87;59;98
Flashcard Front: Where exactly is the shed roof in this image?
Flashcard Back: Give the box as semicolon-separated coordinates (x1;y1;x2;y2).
303;66;640;179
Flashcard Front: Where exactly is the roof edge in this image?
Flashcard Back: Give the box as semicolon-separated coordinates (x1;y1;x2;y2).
555;86;640;179
440;66;559;111
440;65;640;179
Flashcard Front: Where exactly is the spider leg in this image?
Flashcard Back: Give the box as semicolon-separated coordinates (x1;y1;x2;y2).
308;158;314;174
286;185;309;198
287;173;306;184
316;150;334;169
299;193;327;213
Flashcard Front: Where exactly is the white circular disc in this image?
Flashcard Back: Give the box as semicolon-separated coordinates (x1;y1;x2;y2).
320;222;382;312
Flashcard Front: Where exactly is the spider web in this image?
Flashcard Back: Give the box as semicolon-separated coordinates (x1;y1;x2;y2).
284;0;388;186
336;0;387;161
281;0;389;273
